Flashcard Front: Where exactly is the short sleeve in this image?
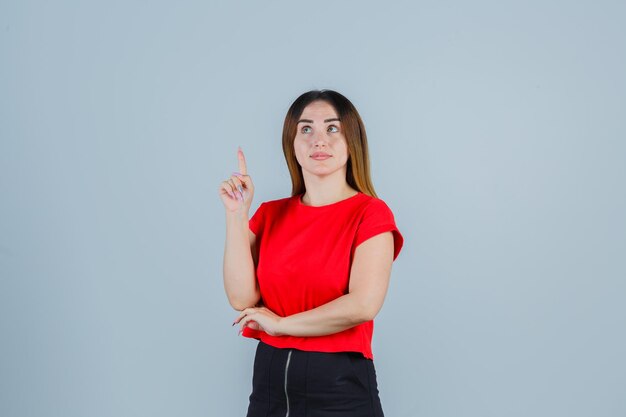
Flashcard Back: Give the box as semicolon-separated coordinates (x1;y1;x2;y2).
353;199;404;261
248;202;267;236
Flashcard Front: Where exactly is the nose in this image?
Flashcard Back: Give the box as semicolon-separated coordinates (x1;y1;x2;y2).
312;131;328;148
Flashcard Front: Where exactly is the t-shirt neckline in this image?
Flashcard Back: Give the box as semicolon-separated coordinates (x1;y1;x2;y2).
296;191;364;208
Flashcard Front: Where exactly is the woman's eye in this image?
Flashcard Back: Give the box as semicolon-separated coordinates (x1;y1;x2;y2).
301;126;312;134
328;125;339;133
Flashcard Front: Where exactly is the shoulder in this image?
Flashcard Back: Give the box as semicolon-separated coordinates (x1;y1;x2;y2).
252;195;297;218
352;194;403;260
249;196;295;235
353;194;397;218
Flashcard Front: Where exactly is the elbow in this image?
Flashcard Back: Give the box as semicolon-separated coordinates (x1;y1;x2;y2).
230;301;250;311
228;292;261;311
352;298;381;323
359;309;378;323
224;278;261;311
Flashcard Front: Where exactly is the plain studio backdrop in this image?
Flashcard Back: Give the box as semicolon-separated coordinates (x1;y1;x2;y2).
1;1;625;416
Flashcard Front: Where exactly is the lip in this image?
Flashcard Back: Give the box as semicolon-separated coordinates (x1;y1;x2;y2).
310;152;332;160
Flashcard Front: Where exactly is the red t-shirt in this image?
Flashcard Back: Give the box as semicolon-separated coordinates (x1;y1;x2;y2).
242;192;403;359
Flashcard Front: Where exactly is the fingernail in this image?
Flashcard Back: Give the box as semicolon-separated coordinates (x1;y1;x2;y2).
238;185;244;194
232;321;236;326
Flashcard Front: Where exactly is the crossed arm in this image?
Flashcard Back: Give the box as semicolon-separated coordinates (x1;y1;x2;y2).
223;212;395;337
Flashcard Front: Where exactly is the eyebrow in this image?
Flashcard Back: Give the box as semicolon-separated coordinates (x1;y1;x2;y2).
297;118;341;124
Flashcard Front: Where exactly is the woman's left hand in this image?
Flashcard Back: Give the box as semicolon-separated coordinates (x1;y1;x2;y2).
234;306;285;336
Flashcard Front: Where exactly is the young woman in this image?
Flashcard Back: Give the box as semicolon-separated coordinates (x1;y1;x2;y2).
219;90;403;417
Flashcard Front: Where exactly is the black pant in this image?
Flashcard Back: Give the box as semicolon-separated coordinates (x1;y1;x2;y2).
246;341;385;417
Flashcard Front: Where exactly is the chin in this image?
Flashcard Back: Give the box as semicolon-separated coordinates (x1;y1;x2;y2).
304;166;344;178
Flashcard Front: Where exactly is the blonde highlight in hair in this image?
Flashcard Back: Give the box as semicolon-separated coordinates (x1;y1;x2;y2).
281;90;378;198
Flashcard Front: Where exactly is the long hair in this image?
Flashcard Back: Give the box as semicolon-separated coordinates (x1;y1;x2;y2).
281;90;378;198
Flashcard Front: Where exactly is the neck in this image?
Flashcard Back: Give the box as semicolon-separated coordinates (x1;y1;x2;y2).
301;170;358;206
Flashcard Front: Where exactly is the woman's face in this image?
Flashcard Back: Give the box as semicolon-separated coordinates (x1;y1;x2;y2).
293;100;349;180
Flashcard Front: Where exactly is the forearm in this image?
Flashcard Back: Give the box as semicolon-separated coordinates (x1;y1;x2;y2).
223;211;259;310
278;293;376;337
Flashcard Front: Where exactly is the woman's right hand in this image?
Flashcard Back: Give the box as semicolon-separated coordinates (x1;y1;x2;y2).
219;147;254;213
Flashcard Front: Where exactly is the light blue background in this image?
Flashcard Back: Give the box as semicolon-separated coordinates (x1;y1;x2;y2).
1;1;625;416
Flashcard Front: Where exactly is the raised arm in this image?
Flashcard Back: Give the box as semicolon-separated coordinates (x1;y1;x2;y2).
220;148;261;310
235;231;395;336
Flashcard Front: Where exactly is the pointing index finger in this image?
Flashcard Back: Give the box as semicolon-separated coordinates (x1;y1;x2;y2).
237;146;248;175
